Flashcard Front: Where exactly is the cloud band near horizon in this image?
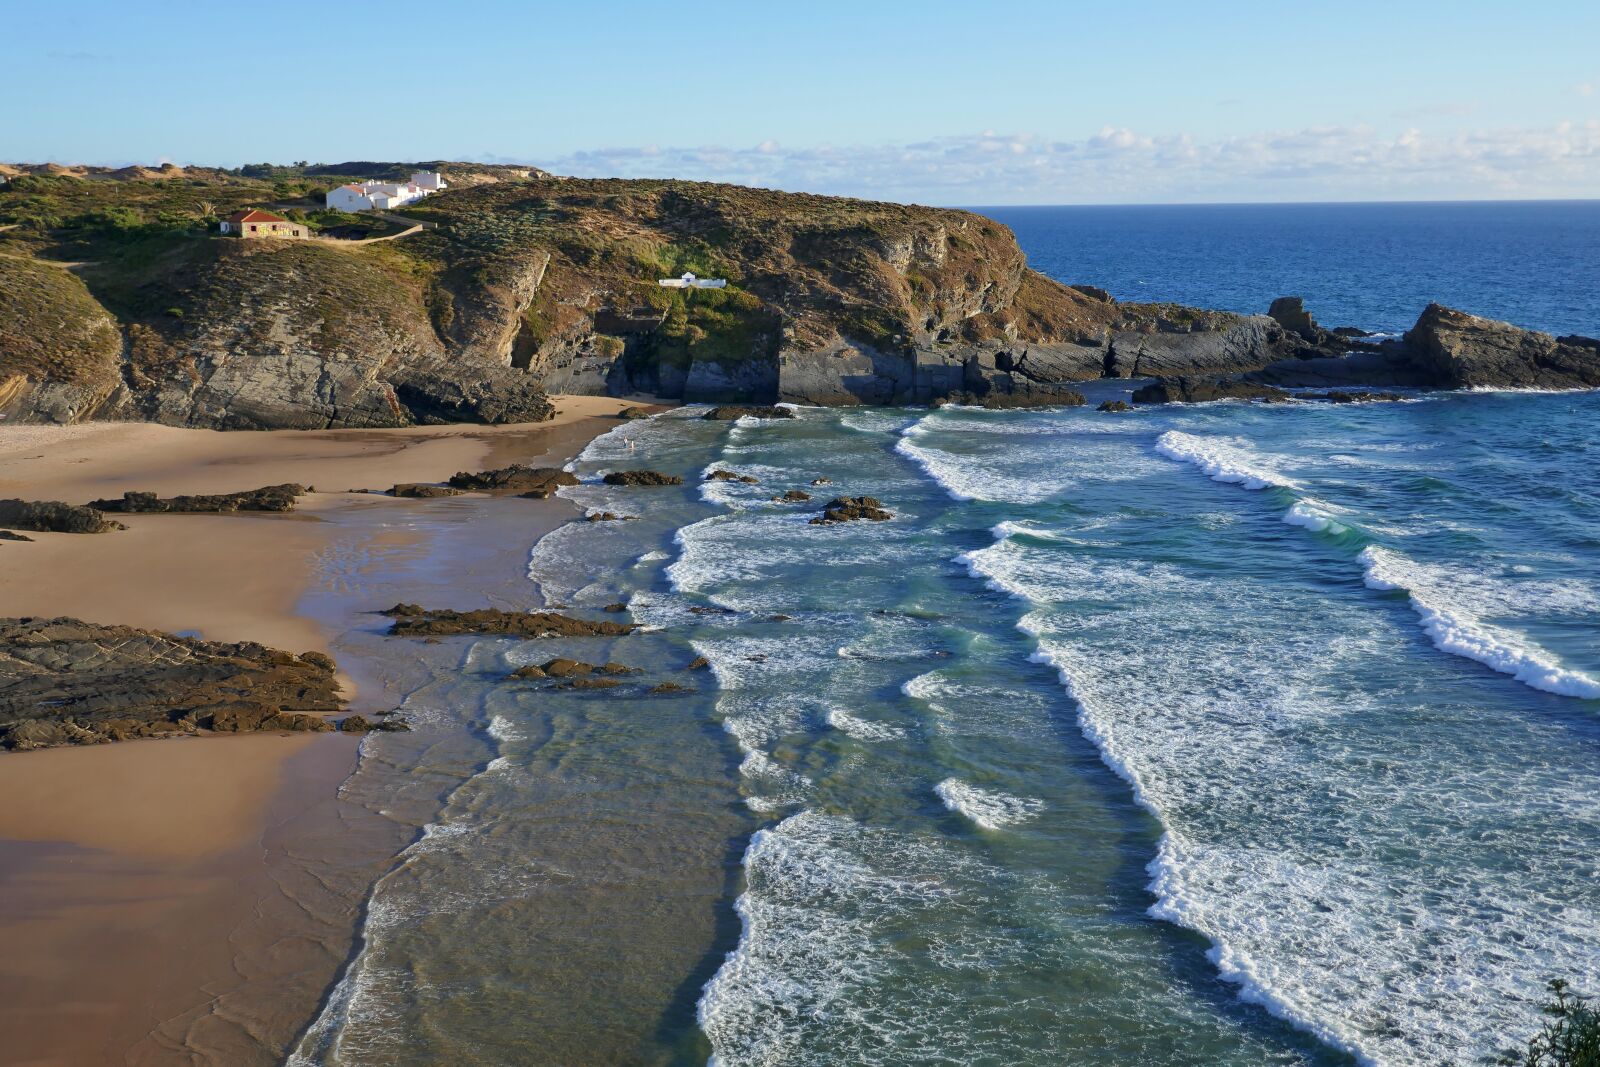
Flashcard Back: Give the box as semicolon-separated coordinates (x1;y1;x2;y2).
540;122;1600;205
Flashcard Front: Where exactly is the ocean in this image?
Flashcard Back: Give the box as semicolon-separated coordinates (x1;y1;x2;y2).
289;203;1600;1067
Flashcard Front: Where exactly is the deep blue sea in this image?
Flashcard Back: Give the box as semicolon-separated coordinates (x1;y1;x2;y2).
292;204;1600;1067
983;200;1600;337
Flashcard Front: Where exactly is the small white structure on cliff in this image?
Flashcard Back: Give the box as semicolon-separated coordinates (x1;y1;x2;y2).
658;272;727;290
326;170;447;213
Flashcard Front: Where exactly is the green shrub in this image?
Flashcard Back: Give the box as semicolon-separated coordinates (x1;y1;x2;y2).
1501;981;1600;1067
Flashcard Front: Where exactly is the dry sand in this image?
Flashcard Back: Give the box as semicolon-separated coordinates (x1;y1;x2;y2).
0;395;655;1065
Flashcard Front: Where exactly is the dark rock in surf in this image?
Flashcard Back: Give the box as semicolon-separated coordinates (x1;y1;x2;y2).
935;388;1086;410
382;604;638;638
685;656;710;671
618;406;654;419
809;496;894;525
703;405;795;421
603;470;683;487
448;465;579;497
1131;376;1290;405
772;489;811;503
1097;400;1130;412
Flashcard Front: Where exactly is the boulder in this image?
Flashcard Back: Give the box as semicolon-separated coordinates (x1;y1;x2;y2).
1268;296;1319;338
618;406;654;419
0;530;34;542
1097;400;1130;412
685;656;710;671
0;500;123;534
509;664;548;679
772;489;811;503
602;470;683;487
810;496;894;525
541;658;595;678
649;681;694;695
585;511;632;522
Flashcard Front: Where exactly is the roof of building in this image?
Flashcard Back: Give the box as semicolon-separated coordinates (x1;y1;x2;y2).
226;208;290;224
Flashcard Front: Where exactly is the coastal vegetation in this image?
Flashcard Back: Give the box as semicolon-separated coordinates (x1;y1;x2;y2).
1501;982;1600;1067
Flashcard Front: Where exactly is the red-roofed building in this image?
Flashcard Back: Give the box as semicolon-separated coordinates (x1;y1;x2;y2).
220;208;307;239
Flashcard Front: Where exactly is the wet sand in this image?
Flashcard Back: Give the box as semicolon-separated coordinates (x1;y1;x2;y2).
0;396;654;1065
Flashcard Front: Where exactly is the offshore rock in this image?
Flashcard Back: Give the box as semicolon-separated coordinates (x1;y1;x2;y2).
603;470;683;487
810;496;894;525
703;405;796;420
447;465;578;497
1097;400;1131;412
0;616;342;750
936;387;1086;410
1403;303;1600;389
88;483;306;513
382;603;638;638
706;470;759;483
0;499;124;533
772;489;811;503
1131;376;1290;405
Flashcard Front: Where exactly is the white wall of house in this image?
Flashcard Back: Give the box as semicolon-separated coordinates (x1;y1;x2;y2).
326;186;374;212
326;174;445;213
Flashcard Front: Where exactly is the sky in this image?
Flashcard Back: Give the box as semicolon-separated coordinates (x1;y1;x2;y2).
5;0;1598;205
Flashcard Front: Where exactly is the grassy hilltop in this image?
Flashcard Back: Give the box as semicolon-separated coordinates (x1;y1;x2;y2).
0;161;1267;427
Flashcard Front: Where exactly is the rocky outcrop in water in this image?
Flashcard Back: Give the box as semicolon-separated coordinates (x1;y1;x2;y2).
810;496;894;525
447;465;578;497
0;616;342;750
382;603;638;638
0;499;124;533
1402;304;1600;389
706;470;759;483
935;387;1087;410
1131;377;1290;405
703;405;795;420
1097;400;1131;412
602;470;683;487
88;483;306;513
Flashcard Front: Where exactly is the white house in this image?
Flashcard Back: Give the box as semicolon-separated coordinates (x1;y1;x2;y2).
326;171;447;213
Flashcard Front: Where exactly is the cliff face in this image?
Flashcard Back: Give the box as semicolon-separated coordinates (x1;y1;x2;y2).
7;168;1591;429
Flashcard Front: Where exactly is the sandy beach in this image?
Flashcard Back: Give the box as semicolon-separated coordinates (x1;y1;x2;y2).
0;395;650;1065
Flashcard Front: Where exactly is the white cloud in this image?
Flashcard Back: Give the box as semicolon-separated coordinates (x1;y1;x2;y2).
547;122;1600;204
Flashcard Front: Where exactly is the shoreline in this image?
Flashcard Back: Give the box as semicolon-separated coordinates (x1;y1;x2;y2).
0;396;648;1064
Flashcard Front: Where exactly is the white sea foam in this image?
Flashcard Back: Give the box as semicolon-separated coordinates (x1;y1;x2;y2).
1360;546;1600;698
934;778;1044;830
1155;430;1295;491
825;706;907;741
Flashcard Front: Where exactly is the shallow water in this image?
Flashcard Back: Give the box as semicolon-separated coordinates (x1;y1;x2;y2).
292;391;1599;1066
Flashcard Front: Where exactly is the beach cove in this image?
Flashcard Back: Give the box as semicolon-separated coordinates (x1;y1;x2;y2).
0;396;648;1065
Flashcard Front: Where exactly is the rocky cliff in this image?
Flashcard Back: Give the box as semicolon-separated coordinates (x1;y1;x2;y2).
2;167;1595;427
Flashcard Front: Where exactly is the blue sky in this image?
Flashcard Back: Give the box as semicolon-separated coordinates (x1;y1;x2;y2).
6;0;1598;204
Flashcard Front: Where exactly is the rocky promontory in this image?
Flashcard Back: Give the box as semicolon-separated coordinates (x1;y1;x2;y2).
3;165;1596;426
